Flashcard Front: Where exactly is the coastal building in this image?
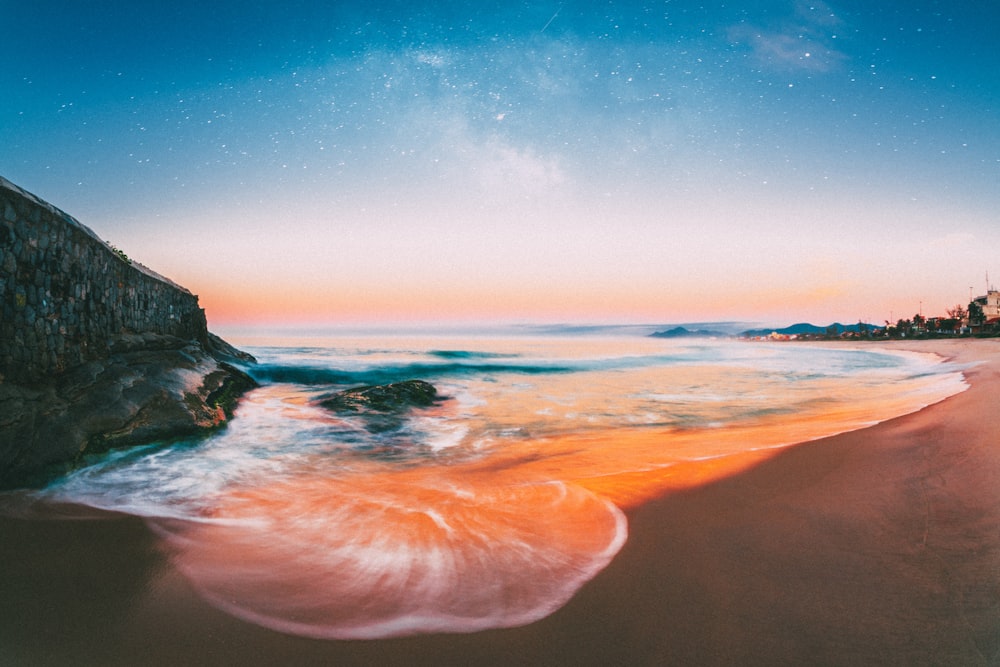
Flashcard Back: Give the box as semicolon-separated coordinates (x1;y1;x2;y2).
970;288;1000;332
972;289;1000;320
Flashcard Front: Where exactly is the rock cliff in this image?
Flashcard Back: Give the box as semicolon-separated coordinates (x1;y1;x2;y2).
0;178;256;489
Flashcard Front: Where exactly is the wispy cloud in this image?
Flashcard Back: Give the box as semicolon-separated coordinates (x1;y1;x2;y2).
475;138;567;194
729;1;847;72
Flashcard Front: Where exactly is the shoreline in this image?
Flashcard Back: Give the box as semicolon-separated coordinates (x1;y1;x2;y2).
1;339;998;665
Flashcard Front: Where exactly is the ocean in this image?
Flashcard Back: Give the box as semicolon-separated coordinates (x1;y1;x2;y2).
10;333;967;640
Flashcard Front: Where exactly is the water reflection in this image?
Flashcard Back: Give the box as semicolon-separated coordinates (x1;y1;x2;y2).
12;338;968;638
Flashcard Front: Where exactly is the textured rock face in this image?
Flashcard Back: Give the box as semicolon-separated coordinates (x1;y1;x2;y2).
0;177;257;489
1;177;209;384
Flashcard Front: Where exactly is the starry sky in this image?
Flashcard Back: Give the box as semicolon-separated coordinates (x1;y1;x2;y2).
3;1;999;329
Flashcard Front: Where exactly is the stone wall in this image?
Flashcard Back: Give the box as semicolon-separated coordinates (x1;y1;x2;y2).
0;177;208;384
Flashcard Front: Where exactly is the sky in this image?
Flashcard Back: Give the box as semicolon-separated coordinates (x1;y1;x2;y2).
2;0;999;329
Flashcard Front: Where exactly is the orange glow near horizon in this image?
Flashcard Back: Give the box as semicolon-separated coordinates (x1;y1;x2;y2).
128;183;987;332
194;274;939;330
195;282;698;328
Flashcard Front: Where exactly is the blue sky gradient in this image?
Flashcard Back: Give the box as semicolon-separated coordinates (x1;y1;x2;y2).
3;1;998;326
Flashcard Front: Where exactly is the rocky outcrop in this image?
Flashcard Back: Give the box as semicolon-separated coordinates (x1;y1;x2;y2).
316;380;441;433
0;334;257;489
0;177;257;489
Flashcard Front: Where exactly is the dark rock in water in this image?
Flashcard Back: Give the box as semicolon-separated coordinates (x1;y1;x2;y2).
319;380;439;413
316;380;441;433
0;334;257;490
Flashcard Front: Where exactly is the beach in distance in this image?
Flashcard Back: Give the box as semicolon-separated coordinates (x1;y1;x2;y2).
1;337;999;666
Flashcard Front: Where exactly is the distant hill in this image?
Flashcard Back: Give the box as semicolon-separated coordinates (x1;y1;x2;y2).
650;326;730;339
739;322;876;338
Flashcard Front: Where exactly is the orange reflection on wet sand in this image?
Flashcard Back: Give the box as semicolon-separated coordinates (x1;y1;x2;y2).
146;345;966;639
467;370;963;508
151;464;626;639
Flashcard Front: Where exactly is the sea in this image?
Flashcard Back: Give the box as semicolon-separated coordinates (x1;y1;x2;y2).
7;331;968;640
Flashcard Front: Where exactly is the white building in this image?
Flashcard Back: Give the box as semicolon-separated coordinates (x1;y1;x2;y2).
971;289;1000;324
974;289;1000;317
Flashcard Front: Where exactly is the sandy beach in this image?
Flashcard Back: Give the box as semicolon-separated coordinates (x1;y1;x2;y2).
1;339;998;666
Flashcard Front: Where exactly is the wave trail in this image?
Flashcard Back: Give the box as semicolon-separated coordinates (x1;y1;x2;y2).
149;470;627;639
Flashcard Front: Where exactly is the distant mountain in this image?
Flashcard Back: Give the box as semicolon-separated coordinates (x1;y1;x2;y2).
650;326;729;339
739;322;876;337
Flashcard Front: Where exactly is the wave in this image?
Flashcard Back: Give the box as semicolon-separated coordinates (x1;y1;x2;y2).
428;350;520;360
249;360;576;387
246;348;705;388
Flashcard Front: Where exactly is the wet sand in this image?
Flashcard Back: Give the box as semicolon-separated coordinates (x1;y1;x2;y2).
2;339;998;666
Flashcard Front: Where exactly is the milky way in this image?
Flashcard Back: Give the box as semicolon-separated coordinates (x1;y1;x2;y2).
3;1;998;326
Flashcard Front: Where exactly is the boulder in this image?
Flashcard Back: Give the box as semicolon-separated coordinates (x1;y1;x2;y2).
316;380;441;433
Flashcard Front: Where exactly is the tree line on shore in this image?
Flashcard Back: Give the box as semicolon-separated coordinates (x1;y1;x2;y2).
733;301;999;342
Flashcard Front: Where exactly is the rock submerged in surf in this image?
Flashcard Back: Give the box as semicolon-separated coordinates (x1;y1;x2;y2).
316;380;441;433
